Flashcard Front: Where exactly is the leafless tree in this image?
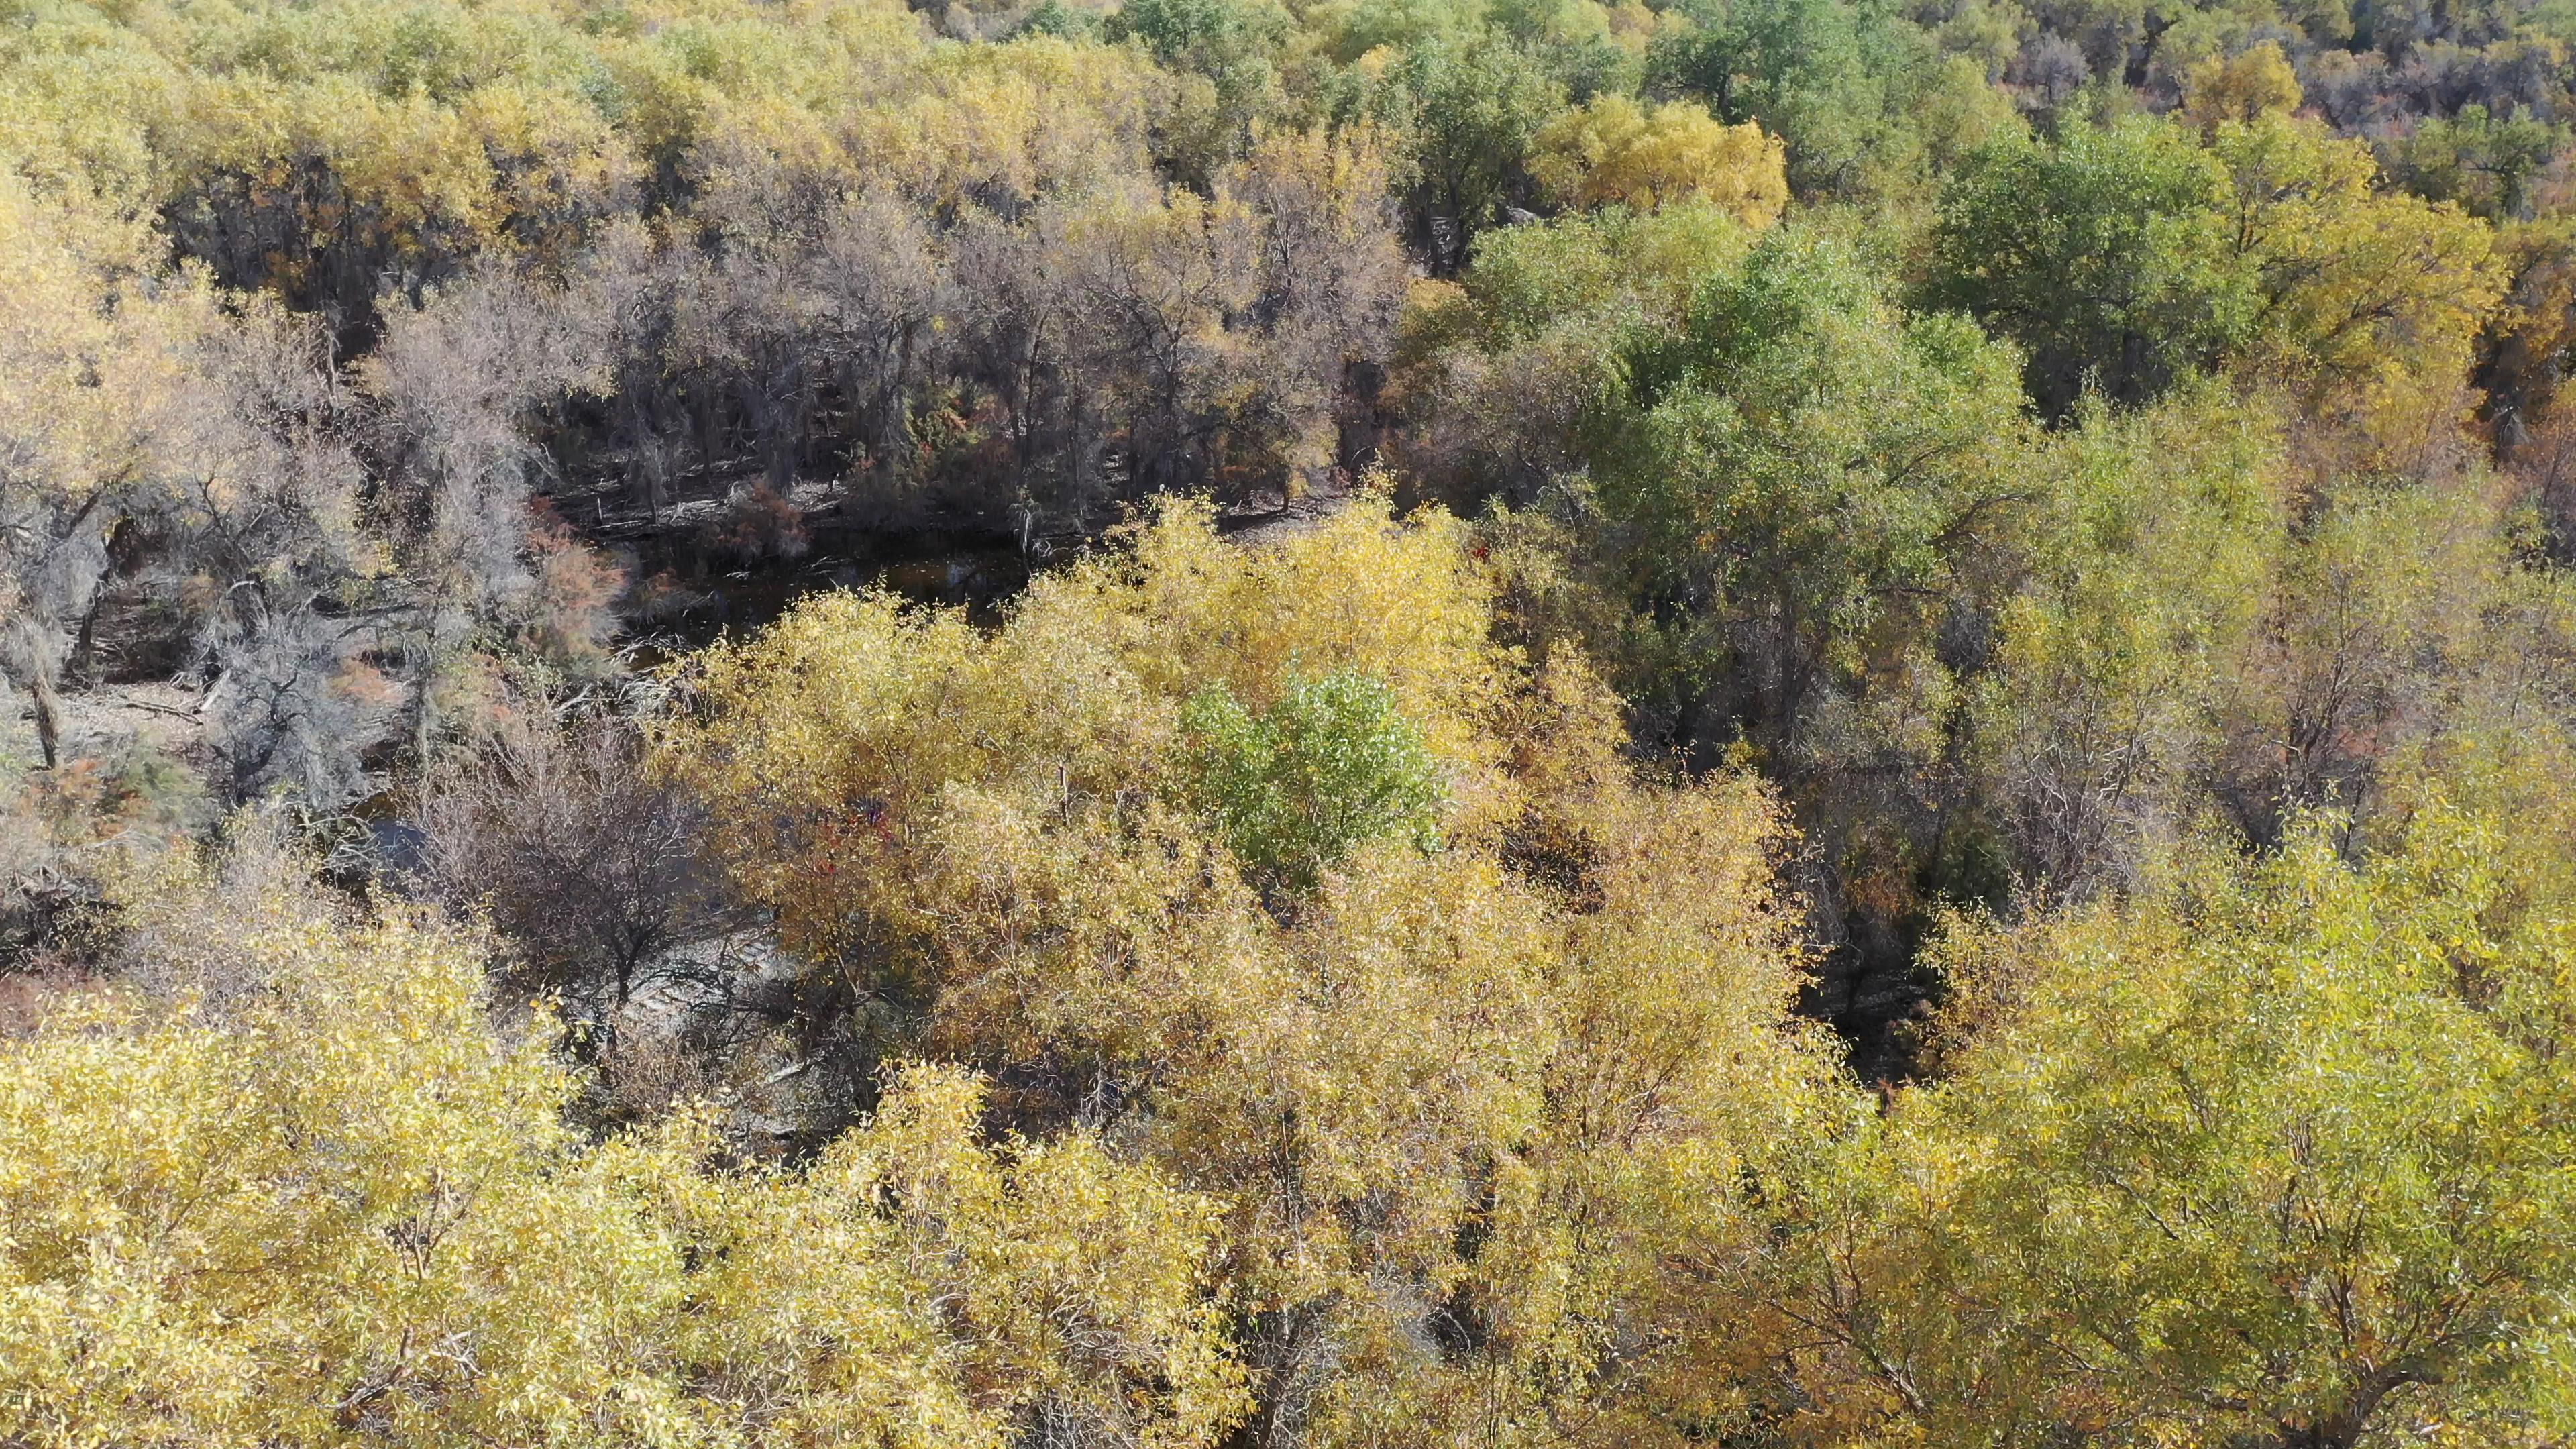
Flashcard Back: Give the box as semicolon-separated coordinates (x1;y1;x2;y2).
415;707;739;1031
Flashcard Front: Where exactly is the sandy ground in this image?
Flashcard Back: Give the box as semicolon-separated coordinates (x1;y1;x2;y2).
1;678;211;774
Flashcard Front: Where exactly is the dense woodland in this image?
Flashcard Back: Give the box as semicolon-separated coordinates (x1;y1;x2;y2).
7;0;2576;1441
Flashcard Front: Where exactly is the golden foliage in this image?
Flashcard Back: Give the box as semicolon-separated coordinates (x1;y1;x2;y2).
657;495;1843;1442
1869;804;2576;1444
0;170;209;515
0;832;1244;1448
2181;40;2303;133
2213;115;2508;447
1531;95;1789;224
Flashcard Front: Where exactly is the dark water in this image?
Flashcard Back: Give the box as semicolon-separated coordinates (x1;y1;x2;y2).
635;532;1038;649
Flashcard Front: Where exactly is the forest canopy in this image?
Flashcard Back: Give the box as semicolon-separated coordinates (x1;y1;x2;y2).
7;0;2576;1443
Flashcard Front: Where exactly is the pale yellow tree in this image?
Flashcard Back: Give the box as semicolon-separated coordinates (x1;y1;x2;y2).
0;170;215;768
0;827;1246;1448
656;494;1844;1444
1531;95;1789;224
2181;40;2304;133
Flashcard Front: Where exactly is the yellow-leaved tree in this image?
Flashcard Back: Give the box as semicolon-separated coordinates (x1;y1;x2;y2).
1531;95;1789;224
0;824;1245;1449
2180;40;2304;134
0;168;224;771
1676;798;2576;1446
2212;113;2506;447
655;493;1847;1444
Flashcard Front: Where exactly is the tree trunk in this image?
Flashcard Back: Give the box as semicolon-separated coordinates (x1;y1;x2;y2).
29;664;61;770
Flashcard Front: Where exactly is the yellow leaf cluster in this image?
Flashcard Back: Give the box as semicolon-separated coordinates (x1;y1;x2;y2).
0;170;218;521
655;495;1843;1438
1860;801;2576;1444
0;839;1244;1448
1530;95;1789;225
2216;115;2508;446
2180;40;2303;134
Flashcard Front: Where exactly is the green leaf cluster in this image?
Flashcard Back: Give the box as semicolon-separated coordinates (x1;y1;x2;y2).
1181;671;1447;893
